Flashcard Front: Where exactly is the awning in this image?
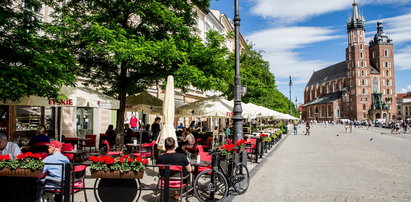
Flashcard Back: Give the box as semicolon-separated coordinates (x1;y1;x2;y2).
0;86;120;109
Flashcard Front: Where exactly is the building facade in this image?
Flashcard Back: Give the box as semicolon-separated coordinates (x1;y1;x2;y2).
396;92;411;120
302;0;397;122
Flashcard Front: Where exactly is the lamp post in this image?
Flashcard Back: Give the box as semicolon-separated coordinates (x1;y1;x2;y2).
232;0;244;141
289;75;293;116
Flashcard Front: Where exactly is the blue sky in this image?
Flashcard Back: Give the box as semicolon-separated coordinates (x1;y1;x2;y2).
210;0;411;106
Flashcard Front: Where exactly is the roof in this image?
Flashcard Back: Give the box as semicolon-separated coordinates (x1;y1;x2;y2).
307;61;346;86
304;92;343;107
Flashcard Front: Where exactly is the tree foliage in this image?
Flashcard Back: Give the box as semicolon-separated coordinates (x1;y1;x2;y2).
225;44;299;117
50;0;230;139
0;0;76;101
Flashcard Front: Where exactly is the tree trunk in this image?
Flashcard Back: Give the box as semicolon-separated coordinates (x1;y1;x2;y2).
116;64;128;146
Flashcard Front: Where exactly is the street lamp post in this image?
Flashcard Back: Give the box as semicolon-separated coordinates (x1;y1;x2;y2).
289;75;293;116
232;0;244;142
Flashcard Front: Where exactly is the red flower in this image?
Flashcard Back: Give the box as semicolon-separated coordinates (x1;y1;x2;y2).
221;144;235;151
105;158;115;165
142;159;149;165
88;156;99;163
119;157;125;163
25;152;34;157
33;154;42;159
135;156;143;162
122;155;129;158
0;155;11;161
127;158;133;163
16;153;26;160
99;156;107;163
236;139;246;146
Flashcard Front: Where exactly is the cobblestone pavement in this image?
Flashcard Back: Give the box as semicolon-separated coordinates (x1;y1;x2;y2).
230;124;411;202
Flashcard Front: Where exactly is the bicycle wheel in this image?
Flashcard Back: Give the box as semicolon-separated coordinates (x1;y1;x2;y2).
232;163;250;194
193;169;229;202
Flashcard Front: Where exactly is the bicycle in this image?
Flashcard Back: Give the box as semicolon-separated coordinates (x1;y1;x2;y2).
193;149;250;202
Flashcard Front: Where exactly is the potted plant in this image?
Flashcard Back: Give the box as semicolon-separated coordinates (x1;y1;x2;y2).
220;143;235;157
0;152;44;177
89;155;148;179
234;139;246;153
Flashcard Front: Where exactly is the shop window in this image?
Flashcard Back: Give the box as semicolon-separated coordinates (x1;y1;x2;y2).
16;106;41;131
76;108;93;137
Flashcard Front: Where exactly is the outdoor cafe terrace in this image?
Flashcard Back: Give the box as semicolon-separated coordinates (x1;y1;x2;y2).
0;125;287;202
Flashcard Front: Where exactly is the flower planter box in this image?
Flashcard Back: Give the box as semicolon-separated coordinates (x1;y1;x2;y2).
90;170;144;179
0;168;42;178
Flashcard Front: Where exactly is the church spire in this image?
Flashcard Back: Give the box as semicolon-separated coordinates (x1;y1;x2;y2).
347;0;365;31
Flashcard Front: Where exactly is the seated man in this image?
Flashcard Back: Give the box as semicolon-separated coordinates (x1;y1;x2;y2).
0;133;21;159
156;137;192;199
41;140;70;202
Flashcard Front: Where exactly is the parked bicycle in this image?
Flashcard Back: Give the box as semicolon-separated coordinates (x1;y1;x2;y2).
193;149;250;202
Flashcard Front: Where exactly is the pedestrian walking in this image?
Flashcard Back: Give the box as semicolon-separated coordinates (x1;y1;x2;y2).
305;122;310;135
349;121;353;133
293;123;298;135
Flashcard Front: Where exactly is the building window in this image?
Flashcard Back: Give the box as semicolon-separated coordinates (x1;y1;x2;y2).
384;49;389;57
372;51;375;58
362;79;365;86
362;88;366;94
360;52;363;58
76;108;93;137
361;70;364;77
386;79;390;86
337;109;340;117
363;104;366;110
386;70;389;77
360;44;363;49
385;62;389;68
315;106;319;114
365;98;368;101
363;113;367;118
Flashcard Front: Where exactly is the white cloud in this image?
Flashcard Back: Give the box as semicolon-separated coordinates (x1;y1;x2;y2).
251;0;411;24
395;46;411;70
247;27;341;84
400;85;411;93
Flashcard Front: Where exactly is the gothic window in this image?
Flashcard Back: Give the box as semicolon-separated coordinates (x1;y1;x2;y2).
362;79;365;86
384;49;389;57
386;70;389;77
366;98;368;101
361;61;364;67
315;106;319;113
337;109;340;117
372;77;379;93
385;61;389;68
360;44;363;49
354;35;357;42
361;70;364;77
386;79;389;86
363;104;366;110
360;52;363;58
362;88;366;94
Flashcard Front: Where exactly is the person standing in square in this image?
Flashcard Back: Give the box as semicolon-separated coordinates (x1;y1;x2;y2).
130;114;139;131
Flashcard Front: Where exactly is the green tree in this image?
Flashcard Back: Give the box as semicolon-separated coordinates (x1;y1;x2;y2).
0;0;76;101
225;44;298;117
50;1;230;141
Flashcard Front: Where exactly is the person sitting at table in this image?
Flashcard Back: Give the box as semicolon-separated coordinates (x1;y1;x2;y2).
0;133;21;159
124;123;133;144
22;125;51;154
41;140;70;202
176;123;184;131
156;137;192;200
181;129;195;153
141;124;151;143
105;125;117;147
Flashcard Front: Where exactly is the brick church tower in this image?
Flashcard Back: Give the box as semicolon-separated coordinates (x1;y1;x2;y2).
344;0;396;120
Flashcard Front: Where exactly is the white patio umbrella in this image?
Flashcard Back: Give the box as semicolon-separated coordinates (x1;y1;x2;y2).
157;76;178;150
176;96;233;118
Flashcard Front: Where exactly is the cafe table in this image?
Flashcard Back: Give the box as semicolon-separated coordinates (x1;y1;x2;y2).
126;143;142;153
62;149;87;162
77;138;92;148
190;159;211;179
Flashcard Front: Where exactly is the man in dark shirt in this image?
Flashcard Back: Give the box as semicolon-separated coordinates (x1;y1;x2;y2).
156;137;192;199
124;123;133;144
151;117;161;141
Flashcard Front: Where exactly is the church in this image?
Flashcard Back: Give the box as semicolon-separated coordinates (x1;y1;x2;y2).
302;0;396;122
